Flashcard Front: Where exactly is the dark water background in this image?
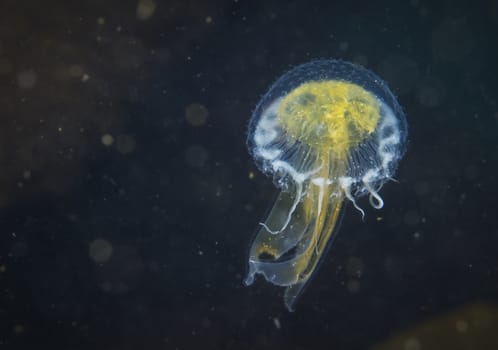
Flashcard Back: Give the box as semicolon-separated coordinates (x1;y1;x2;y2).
1;0;497;349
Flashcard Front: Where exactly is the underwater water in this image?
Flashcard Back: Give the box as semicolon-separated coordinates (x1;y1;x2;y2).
1;0;497;349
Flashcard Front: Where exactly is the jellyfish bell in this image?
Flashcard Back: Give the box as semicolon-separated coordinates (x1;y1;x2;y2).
248;60;407;205
244;59;407;311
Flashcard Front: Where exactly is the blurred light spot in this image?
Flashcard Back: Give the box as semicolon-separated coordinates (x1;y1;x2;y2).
346;279;360;293
373;302;498;350
155;48;171;63
273;317;281;329
456;319;469;332
89;239;113;264
11;241;28;258
201;317;211;328
417;77;446;108
113;37;146;70
97;17;106;25
184;145;208;168
17;69;37;89
101;133;114;146
339;41;349;51
464;164;479;180
68;64;84;78
23;170;31;179
205;16;213;24
137;0;156;21
353;54;368;67
403;337;421;350
0;58;12;74
432;19;474;62
81;74;90;82
97;246;144;294
13;324;24;334
383;256;403;280
185;103;209;127
404;211;419;226
346;256;364;277
414;182;429;197
115;134;136;154
378;54;419;95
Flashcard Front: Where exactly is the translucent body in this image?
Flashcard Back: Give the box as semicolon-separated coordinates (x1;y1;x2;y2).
244;60;407;311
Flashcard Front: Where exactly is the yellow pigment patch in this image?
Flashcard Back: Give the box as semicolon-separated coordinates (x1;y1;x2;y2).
277;80;380;157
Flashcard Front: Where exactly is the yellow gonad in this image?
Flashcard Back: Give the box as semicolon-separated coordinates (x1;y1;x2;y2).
244;60;407;311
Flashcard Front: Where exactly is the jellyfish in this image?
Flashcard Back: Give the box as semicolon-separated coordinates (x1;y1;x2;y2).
244;59;407;311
